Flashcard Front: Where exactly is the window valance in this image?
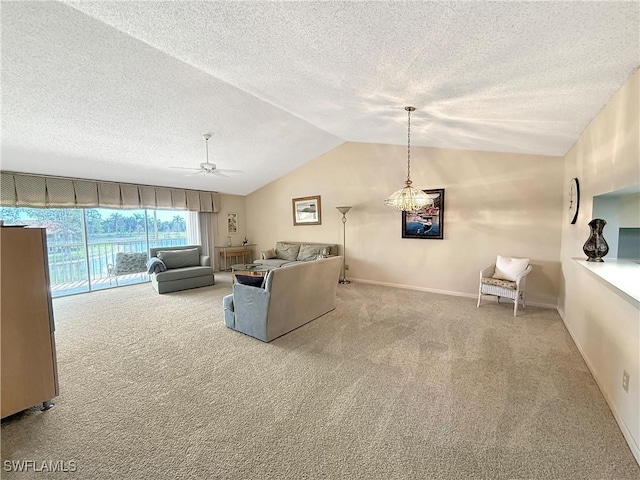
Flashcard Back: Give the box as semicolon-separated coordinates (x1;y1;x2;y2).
0;172;220;212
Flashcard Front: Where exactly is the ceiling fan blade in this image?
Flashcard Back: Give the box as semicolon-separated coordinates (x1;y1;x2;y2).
211;171;230;178
170;166;201;171
185;170;206;176
216;168;243;174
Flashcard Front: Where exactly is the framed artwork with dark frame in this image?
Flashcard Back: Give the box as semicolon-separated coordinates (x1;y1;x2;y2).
292;195;321;226
401;189;445;239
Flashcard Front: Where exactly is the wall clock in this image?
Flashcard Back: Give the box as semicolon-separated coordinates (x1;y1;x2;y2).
569;177;580;225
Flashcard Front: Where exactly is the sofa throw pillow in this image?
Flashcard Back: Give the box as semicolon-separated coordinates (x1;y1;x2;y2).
275;242;301;261
235;274;264;288
493;255;529;282
296;244;332;261
156;248;200;269
261;249;276;260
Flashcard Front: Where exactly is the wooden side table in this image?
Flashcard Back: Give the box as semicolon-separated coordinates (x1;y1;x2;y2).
216;245;255;271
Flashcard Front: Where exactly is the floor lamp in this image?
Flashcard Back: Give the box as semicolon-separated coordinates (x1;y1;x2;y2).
336;206;352;284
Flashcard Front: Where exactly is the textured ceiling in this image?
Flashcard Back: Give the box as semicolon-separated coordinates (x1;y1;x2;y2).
2;1;638;195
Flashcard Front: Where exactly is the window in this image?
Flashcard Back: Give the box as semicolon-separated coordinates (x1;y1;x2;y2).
0;207;194;297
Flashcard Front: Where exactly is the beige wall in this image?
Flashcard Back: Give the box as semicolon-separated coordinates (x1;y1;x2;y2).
246;142;563;306
560;69;640;462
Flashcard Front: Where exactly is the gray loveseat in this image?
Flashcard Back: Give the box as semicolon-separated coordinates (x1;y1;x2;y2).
149;245;214;294
223;255;342;342
254;241;339;268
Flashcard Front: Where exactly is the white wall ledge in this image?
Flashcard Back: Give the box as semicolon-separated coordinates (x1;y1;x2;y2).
573;258;640;305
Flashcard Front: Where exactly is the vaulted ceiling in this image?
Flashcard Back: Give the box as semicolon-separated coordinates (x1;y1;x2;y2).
2;1;638;195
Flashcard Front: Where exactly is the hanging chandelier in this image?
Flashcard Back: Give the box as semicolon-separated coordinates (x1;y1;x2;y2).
384;106;430;211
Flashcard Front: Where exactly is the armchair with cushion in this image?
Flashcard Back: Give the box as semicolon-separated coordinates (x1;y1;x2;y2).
477;255;532;316
108;251;148;286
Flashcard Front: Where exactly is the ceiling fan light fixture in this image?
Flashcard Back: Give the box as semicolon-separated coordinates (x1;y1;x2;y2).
170;133;243;177
384;106;430;212
200;162;216;171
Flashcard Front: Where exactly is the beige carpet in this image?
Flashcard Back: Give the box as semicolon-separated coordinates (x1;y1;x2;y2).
1;274;638;479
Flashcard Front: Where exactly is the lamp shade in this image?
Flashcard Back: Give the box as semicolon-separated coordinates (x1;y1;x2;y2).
336;206;352;215
384;181;431;211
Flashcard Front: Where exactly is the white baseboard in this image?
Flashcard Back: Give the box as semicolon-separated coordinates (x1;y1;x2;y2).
556;308;640;465
349;277;558;309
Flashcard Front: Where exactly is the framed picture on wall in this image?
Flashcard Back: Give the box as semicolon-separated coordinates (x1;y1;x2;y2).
227;212;238;235
401;189;445;239
292;195;321;226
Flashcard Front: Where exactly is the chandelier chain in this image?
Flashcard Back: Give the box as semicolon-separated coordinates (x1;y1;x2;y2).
384;105;427;212
407;107;411;182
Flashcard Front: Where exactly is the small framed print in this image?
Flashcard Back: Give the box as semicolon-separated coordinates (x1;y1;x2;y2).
227;212;238;235
292;195;321;226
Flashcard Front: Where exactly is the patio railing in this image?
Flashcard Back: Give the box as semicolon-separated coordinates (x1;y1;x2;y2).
47;237;187;295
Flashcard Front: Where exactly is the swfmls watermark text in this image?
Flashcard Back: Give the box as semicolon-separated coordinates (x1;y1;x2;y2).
3;460;77;473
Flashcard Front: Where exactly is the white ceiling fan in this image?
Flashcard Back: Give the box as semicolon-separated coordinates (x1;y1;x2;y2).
171;134;243;177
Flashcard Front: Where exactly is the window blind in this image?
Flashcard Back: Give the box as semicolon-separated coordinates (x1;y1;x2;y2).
0;172;220;213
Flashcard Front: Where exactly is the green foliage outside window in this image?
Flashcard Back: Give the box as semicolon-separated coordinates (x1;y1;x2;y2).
0;206;190;296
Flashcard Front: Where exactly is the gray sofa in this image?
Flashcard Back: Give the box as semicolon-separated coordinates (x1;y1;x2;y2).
149;245;214;294
254;241;339;268
223;255;342;342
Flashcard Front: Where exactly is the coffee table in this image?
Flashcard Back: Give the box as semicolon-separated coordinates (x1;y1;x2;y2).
230;263;272;283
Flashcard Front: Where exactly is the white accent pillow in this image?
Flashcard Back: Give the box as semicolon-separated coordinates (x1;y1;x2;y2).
493;255;529;281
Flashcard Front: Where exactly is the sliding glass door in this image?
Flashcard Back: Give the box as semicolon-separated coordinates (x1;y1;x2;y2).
43;208;90;295
0;206;192;297
86;208;150;291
